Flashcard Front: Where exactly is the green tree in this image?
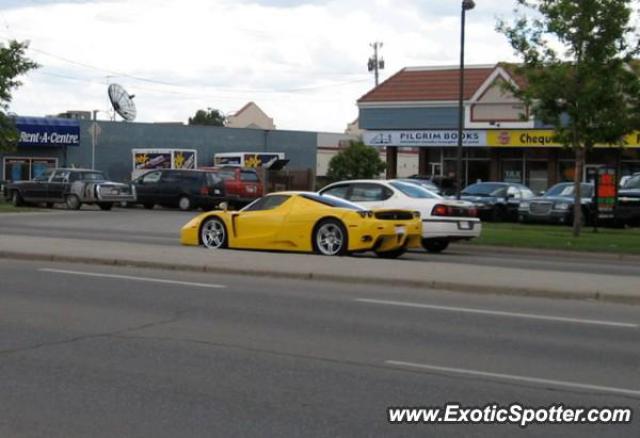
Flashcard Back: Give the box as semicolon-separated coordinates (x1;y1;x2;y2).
327;141;386;181
498;0;640;236
0;40;38;152
188;108;226;126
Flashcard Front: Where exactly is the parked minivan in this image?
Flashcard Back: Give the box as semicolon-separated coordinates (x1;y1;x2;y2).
131;169;225;211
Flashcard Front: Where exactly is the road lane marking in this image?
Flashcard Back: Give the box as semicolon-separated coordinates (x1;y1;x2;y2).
39;268;226;289
355;298;638;328
385;360;640;397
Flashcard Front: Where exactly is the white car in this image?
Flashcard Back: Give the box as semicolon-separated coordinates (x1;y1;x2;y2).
319;179;481;253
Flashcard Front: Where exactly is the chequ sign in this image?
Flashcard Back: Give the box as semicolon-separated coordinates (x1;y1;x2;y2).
15;117;80;147
364;130;486;147
487;130;640;148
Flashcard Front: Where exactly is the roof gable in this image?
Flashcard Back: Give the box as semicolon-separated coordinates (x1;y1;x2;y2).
358;64;525;104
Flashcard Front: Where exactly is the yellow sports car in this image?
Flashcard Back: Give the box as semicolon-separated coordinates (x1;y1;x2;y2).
180;192;422;258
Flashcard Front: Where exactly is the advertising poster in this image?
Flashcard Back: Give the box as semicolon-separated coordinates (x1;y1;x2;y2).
243;153;283;168
134;151;172;170
174;150;196;169
214;155;242;166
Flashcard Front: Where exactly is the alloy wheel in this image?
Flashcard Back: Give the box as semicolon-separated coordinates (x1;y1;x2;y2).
315;223;345;256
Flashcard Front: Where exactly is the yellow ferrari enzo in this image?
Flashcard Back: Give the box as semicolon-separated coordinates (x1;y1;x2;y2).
180;192;421;258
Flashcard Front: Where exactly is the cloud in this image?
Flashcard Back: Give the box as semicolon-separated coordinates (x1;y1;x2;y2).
2;0;520;131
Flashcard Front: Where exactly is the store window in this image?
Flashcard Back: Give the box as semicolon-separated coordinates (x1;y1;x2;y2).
3;157;57;181
559;160;575;182
526;161;548;194
443;149;491;186
502;160;523;183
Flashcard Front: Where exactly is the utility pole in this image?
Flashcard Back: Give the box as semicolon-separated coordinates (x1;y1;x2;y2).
368;42;385;86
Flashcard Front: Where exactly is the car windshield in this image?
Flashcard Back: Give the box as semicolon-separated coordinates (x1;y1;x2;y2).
389;181;442;199
624;175;640;189
546;183;593;198
301;193;366;211
462;183;506;197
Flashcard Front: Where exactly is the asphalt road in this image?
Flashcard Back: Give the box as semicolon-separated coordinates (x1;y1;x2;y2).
1;207;639;277
1;259;638;437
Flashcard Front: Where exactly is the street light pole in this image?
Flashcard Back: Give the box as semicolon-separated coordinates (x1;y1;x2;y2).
456;0;475;199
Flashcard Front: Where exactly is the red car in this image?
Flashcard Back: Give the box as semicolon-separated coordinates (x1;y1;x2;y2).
200;166;263;208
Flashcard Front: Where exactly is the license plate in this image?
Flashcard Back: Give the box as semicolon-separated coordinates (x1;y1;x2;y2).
459;221;472;230
247;186;256;193
395;226;406;235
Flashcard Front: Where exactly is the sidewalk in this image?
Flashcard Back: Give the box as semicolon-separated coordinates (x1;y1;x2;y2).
1;234;639;304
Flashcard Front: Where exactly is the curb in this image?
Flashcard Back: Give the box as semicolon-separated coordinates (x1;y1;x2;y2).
454;243;640;262
1;250;638;305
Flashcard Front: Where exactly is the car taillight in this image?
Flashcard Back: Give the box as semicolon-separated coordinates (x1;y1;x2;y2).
467;207;477;217
200;186;209;195
432;204;450;216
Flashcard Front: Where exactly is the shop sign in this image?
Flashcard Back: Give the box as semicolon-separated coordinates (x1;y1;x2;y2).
587;167;618;220
15;117;80;147
363;130;486;147
487;130;640;148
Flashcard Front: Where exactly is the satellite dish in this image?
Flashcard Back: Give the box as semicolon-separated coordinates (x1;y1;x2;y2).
108;83;137;121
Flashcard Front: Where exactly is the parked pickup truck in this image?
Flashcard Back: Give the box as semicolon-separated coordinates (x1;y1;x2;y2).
4;168;136;210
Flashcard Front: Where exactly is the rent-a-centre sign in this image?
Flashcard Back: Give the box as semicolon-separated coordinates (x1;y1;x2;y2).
15;117;80;148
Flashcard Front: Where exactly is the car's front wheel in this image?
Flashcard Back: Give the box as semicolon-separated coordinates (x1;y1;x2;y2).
313;219;348;256
422;239;450;253
200;217;228;249
98;202;113;211
65;195;81;210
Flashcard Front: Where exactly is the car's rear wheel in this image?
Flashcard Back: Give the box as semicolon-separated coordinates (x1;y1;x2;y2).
178;195;192;211
313;219;348;256
421;239;449;253
98;202;113;211
45;202;54;209
375;247;407;259
65;194;81;210
143;203;154;210
200;217;228;249
11;191;23;207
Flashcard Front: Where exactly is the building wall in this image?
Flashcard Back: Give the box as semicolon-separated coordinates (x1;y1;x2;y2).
2;120;318;182
359;107;458;130
316;147;418;178
470;80;526;122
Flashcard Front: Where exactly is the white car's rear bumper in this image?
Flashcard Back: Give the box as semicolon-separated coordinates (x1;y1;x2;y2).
422;218;482;240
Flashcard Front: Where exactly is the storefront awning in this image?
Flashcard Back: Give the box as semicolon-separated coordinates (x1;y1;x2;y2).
14;116;80;147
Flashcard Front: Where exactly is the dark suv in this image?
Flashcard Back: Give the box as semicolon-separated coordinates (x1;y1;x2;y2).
132;169;225;211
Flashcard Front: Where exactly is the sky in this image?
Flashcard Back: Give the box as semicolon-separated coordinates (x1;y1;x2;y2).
0;0;526;132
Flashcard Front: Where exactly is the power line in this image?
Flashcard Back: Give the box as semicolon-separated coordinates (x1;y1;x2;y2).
28;46;368;94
